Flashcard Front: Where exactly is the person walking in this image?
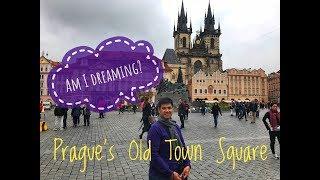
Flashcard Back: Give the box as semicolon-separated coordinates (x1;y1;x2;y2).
184;100;190;120
250;100;258;123
132;104;137;114
139;98;152;139
62;107;68;129
53;105;64;130
201;104;206;116
238;102;247;121
230;100;235;116
99;110;104;118
211;102;222;128
178;99;186;129
71;105;82;127
147;97;191;180
262;102;280;159
82;104;91;126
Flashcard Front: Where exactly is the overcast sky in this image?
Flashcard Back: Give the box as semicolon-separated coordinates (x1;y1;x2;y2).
40;0;279;74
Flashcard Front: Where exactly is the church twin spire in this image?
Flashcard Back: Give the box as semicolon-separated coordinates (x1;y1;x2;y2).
174;0;220;36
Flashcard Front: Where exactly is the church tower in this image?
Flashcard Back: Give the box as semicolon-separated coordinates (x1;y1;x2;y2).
201;1;221;56
173;0;192;54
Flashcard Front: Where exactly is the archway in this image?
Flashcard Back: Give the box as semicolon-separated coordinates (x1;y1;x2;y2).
194;60;203;74
208;85;213;94
182;37;186;47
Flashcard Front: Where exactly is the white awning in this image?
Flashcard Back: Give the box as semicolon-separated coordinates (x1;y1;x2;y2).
205;100;219;103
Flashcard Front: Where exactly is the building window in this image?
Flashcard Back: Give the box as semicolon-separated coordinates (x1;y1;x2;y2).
214;80;216;83
197;80;199;82
40;90;43;96
211;38;214;48
203;80;205;82
221;80;223;83
182;37;186;48
219;90;221;94
41;82;43;88
214;90;216;94
224;90;226;94
218;80;220;83
200;89;202;93
200;80;202;82
195;89;197;93
45;67;48;72
41;67;43;72
205;89;207;93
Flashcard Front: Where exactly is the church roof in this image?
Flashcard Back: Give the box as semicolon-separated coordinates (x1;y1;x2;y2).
162;49;179;64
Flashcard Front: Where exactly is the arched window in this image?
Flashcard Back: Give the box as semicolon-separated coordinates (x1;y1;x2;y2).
211;38;214;49
182;37;186;47
208;85;213;94
194;60;203;74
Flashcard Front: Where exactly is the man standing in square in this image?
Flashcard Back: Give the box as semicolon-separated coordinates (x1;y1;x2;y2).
148;97;191;180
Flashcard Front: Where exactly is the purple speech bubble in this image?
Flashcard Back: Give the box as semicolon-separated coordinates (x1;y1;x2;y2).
47;36;163;112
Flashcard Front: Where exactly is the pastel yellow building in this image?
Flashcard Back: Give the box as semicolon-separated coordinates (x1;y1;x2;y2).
268;70;280;102
189;69;228;101
226;68;268;102
40;55;60;104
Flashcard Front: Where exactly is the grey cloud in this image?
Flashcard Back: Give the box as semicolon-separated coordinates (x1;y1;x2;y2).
40;0;279;74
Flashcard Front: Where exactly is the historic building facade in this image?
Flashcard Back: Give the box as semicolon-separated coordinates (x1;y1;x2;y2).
40;54;60;104
226;68;268;102
163;1;226;101
189;69;228;101
268;70;280;102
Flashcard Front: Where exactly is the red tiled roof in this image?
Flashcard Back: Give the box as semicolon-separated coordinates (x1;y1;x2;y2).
49;60;60;67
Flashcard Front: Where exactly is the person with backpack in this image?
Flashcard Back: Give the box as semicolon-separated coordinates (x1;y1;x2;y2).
53;105;64;130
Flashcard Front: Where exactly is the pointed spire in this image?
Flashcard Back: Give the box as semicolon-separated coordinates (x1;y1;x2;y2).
174;20;176;31
186;10;187;20
180;0;185;18
218;21;221;30
207;0;212;18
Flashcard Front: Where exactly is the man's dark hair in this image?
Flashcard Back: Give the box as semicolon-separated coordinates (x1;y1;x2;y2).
157;97;173;108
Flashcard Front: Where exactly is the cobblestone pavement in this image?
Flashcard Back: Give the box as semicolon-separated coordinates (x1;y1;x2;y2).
40;109;280;180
